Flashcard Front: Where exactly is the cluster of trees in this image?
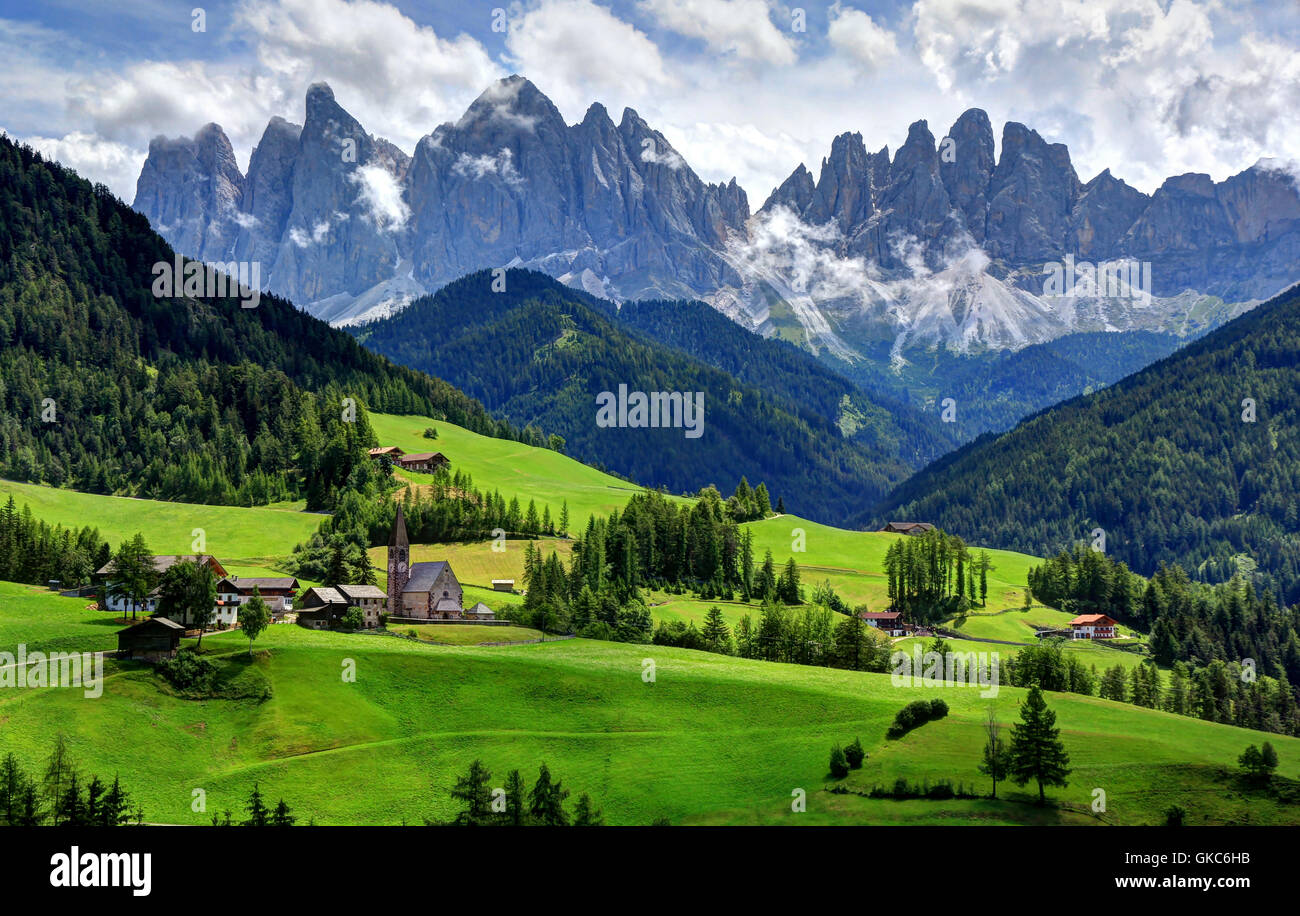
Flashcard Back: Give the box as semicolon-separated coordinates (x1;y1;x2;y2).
0;136;549;511
0;737;139;826
209;783;297;827
1002;642;1300;737
290;472;570;582
653;598;894;673
884;528;990;624
443;761;602;827
0;496;110;588
542;488;796;606
879;282;1300;604
1038;550;1300;678
1026;546;1300;728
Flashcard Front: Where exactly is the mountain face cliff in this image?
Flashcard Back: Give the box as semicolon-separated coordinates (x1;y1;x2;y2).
133;76;1300;355
134;77;748;325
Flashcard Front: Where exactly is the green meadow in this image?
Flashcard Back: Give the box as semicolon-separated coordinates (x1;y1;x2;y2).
0;619;1293;826
369;413;671;529
0;479;323;563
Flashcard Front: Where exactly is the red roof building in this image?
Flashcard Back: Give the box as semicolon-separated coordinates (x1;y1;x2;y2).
1069;613;1118;639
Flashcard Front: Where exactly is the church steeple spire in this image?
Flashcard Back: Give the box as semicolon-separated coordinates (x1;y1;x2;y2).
387;503;410;618
389;502;409;548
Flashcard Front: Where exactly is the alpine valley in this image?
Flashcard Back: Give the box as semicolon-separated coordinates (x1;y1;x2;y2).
3;8;1300;850
132;77;1300;439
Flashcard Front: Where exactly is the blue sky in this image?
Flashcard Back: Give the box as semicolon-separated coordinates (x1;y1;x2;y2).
1;0;1297;202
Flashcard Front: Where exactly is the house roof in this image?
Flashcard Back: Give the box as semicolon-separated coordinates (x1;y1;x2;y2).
368;446;405;456
860;611;902;620
96;555;227;577
404;561;451;593
337;584;387;600
117;616;184;635
1070;614;1117;626
470;602;494;614
399;452;442;463
301;586;347;607
217;576;299;592
882;522;934;533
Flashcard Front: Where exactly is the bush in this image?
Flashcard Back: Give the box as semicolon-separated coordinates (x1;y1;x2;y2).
341;607;365;632
829;745;849;779
1164;805;1186;826
887;698;949;740
926;781;955;800
844;737;866;769
157;649;219;691
423;427;438;439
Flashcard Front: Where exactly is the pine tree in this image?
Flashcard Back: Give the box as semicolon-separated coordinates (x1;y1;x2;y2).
528;763;569;826
502;769;526;826
271;799;296;826
828;745;849;779
1008;686;1072;805
701;606;732;654
450;759;494;825
572;793;604;826
245;782;270;826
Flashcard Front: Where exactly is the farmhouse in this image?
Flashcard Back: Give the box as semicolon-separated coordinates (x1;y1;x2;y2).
881;522;935;535
492;579;515;592
95;555;229;617
297;584;387;629
337;584;387;628
1070;613;1119;639
398;452;449;473
117;617;183;662
386;505;466;619
368;446;405;460
859;610;906;636
216;576;300;623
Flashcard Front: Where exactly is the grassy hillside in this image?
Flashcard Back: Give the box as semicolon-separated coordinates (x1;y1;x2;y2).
0;479;323;562
369;413;665;529
0;619;1293;826
743;516;1039;613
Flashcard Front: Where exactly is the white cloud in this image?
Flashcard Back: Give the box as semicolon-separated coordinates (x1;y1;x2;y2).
827;3;899;71
452;148;526;188
639;0;798;65
14;130;144;201
504;0;675;121
350;163;409;231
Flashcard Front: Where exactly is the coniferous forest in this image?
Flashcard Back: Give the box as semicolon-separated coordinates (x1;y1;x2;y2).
0;137;540;509
877;283;1300;602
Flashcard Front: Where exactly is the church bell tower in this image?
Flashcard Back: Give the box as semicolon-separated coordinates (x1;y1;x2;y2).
388;503;409;618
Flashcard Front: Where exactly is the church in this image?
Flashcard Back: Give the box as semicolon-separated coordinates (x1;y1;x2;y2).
386;504;487;620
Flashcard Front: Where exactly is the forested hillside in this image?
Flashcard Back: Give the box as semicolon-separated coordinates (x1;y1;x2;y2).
877;282;1300;601
0;137;526;508
608;297;955;467
833;329;1186;439
351;270;934;524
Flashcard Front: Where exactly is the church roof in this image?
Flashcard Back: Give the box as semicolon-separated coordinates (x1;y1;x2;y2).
404;561;450;593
